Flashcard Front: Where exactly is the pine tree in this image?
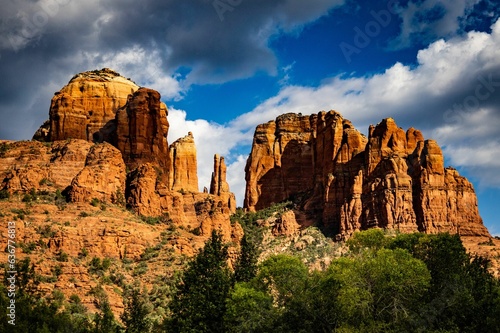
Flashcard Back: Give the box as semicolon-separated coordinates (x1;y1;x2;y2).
93;297;120;333
234;233;258;283
166;230;232;333
121;287;152;333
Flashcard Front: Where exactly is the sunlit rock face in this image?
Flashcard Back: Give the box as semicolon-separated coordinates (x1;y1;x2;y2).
244;111;489;239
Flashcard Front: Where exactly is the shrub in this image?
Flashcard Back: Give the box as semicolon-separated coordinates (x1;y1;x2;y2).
79;211;91;218
0;189;9;200
91;198;100;207
56;251;69;262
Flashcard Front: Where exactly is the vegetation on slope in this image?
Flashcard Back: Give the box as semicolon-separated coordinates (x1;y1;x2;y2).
1;203;500;332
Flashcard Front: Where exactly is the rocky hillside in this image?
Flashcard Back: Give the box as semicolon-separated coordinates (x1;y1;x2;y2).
244;111;490;239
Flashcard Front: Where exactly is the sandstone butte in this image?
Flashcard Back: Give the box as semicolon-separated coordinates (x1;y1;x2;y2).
0;68;243;312
244;111;491;239
3;68;241;246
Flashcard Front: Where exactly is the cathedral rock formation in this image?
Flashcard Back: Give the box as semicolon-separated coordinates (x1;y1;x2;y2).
244;111;489;238
4;68;240;243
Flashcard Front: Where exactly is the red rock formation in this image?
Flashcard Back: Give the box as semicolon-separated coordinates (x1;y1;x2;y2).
49;68;139;142
126;162;240;243
244;111;489;238
272;210;301;237
244;113;315;211
210;154;236;213
0;140;94;193
115;87;170;175
68;143;126;204
168;132;199;193
126;163;163;217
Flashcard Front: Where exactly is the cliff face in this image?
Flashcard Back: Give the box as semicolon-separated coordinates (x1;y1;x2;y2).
244;111;489;238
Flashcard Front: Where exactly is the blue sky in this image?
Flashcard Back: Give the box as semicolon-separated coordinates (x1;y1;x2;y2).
0;0;499;235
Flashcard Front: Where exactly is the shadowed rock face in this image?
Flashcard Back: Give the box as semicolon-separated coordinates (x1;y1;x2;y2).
115;87;170;175
244;111;489;238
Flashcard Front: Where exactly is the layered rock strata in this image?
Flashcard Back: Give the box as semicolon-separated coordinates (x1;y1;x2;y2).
68;143;126;204
244;111;489;238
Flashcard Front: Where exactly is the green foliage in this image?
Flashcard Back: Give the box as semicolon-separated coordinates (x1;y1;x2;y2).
387;232;500;332
93;297;121;333
39;178;53;186
230;202;293;259
11;208;30;220
346;228;388;254
54;189;67;210
224;282;276;333
0;257;93;333
88;257;111;276
220;231;500;332
166;230;232;333
91;198;100;207
0;142;9;157
20;241;37;254
254;255;309;307
121;287;153;333
234;233;258;283
115;188;126;207
330;248;431;330
140;213;171;225
56;251;69;262
22;188;38;203
79;247;89;258
36;224;55;238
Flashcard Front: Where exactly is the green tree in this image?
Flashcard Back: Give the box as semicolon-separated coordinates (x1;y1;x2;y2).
389;232;500;332
253;255;309;308
93;297;120;333
346;228;387;254
166;230;232;333
330;248;431;331
121;287;152;333
0;258;92;333
224;282;277;332
279;270;342;333
234;233;258;283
